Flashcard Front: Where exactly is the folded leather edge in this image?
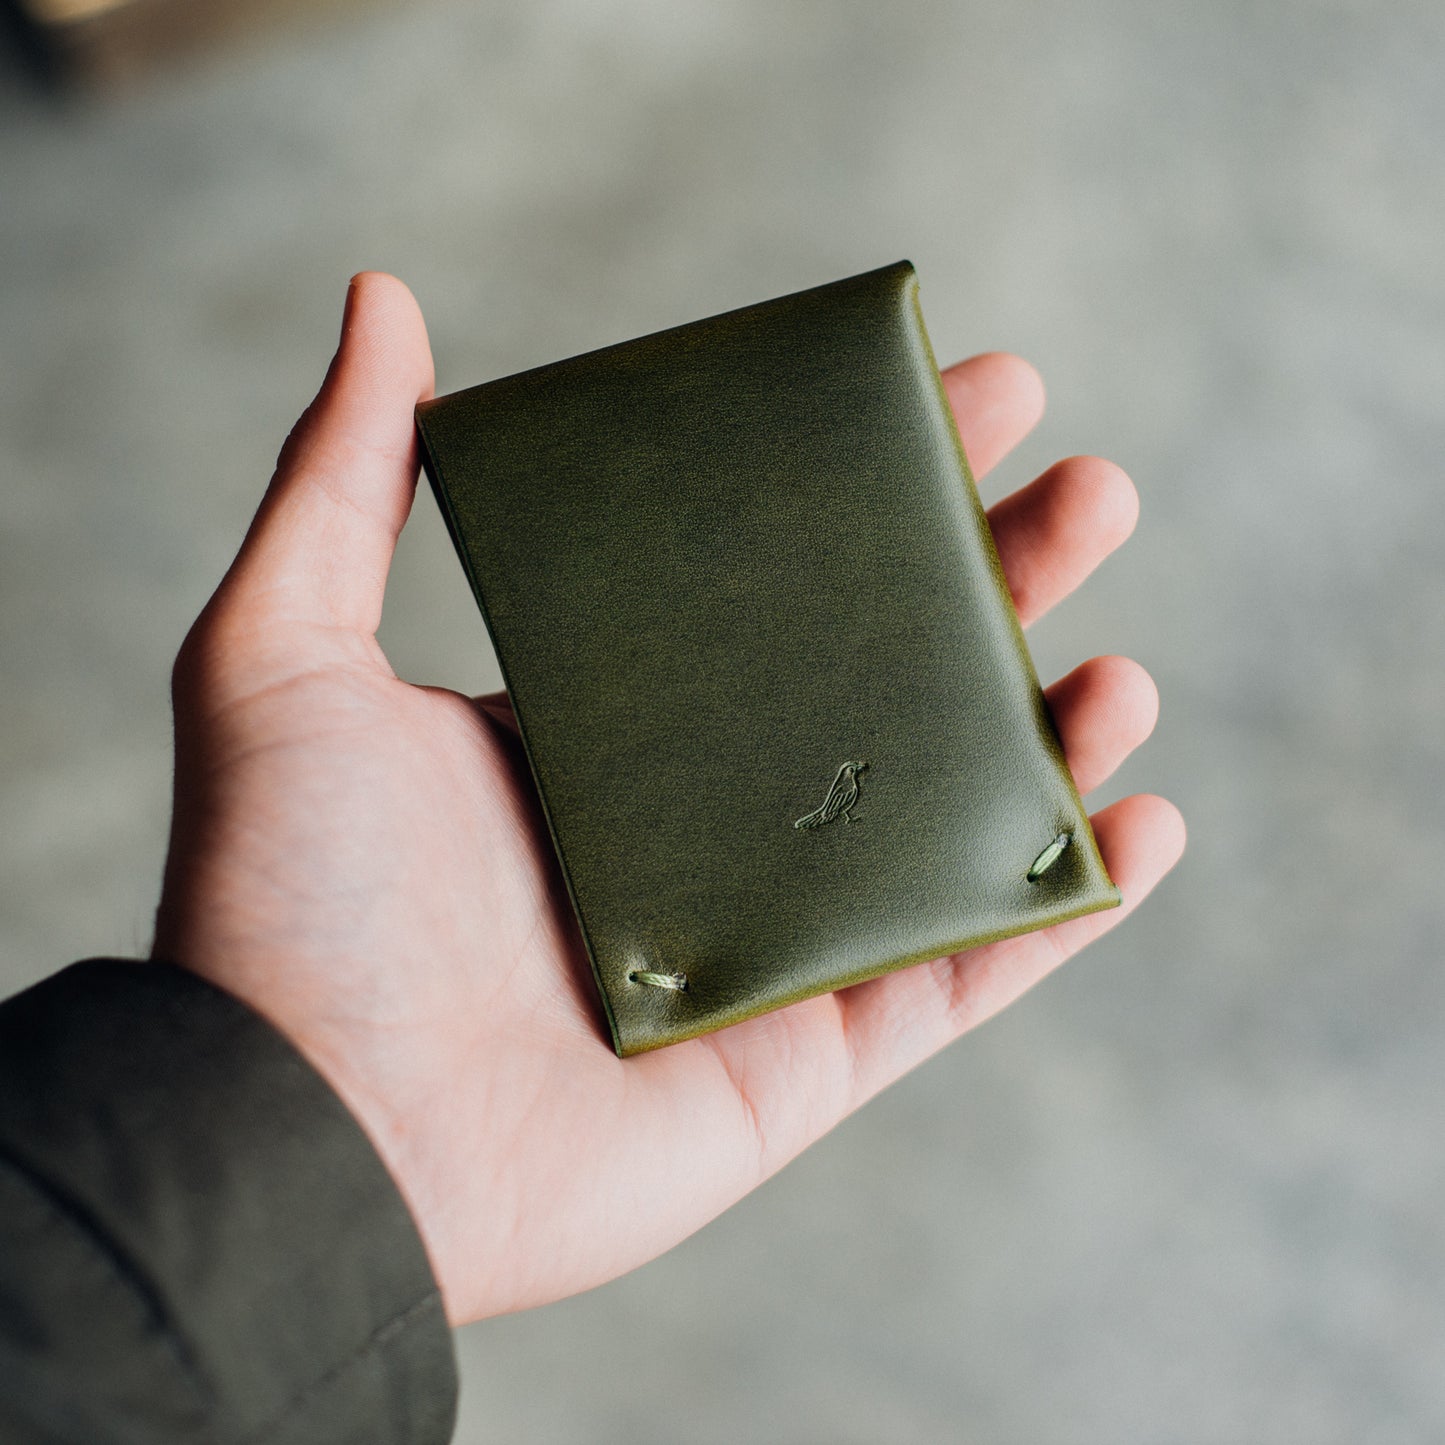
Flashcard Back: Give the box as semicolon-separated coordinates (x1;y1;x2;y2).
903;266;1122;913
416;411;628;1057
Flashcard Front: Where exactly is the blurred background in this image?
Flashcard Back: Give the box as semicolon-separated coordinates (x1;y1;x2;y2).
2;1;1442;1439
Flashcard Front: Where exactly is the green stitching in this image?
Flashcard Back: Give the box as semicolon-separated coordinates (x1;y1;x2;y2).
1027;832;1072;882
628;970;688;992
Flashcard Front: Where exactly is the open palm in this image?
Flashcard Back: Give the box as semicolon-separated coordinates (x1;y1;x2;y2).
153;273;1184;1326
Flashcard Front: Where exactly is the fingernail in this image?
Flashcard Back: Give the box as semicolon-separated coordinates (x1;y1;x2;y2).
336;274;366;348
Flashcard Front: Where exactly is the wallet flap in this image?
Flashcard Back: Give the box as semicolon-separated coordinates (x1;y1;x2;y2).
417;262;1119;1055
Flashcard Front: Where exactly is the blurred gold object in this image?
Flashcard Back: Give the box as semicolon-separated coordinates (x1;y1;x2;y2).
23;0;134;21
10;0;383;89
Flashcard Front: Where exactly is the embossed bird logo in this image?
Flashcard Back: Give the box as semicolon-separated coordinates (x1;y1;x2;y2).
794;761;868;830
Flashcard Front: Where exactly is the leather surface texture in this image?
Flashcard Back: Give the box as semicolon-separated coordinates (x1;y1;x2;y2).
416;261;1120;1056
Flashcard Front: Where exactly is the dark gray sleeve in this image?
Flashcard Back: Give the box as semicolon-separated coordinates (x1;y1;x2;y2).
0;960;458;1444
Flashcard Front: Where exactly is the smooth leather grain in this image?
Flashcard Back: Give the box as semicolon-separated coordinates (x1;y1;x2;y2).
416;261;1119;1055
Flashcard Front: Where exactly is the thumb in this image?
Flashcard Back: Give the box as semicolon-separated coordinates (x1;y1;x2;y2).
224;272;435;637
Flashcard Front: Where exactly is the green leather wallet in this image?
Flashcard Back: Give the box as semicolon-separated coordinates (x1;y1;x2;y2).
416;261;1119;1056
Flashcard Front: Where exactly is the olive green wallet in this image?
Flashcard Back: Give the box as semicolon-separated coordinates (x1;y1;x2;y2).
415;261;1119;1056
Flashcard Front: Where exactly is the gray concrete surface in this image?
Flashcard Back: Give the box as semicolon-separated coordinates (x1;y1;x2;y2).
3;1;1443;1439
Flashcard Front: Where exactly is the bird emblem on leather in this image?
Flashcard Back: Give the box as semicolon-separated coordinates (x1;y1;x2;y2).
794;761;869;830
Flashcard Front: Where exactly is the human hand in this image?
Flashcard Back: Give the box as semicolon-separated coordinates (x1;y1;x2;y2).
153;273;1184;1326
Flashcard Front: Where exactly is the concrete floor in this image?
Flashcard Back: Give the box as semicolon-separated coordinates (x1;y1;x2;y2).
2;1;1443;1439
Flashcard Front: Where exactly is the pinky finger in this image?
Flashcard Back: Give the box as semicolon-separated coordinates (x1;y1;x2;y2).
836;793;1186;1103
954;793;1187;1031
1042;792;1186;962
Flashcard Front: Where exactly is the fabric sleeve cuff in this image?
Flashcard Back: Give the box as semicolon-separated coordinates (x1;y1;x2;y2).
0;959;458;1444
